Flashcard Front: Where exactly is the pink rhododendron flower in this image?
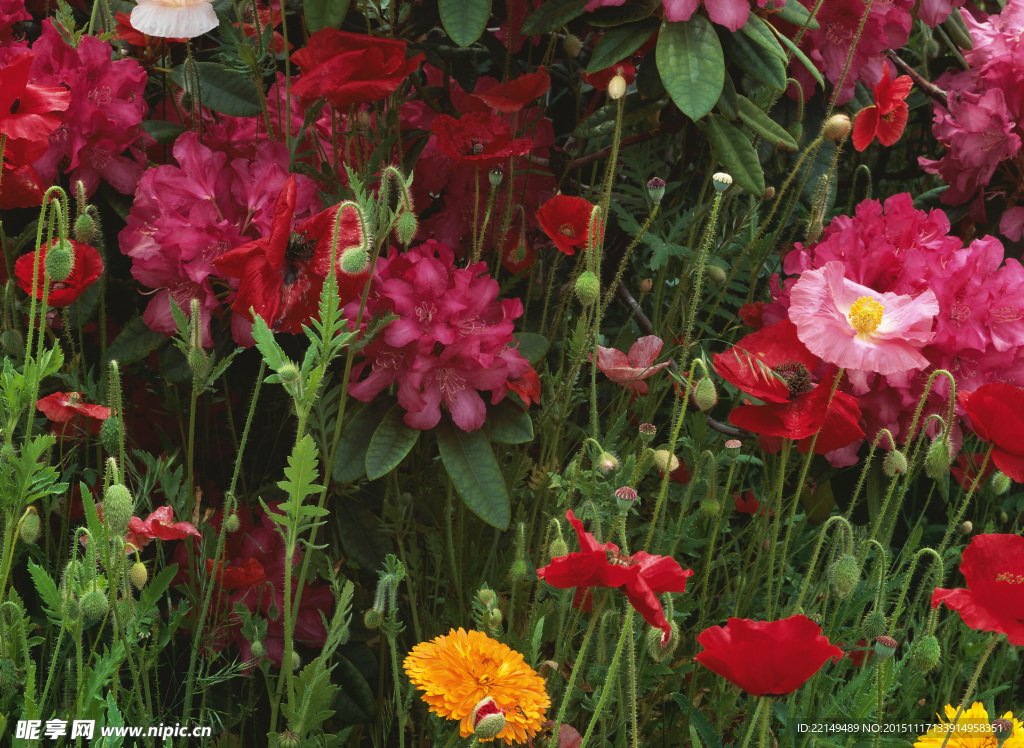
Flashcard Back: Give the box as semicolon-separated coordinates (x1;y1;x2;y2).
918;0;965;26
584;0;776;30
595;336;672;394
0;0;30;42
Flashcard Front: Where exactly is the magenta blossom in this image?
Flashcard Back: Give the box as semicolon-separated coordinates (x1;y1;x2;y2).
584;0;776;30
594;336;672;394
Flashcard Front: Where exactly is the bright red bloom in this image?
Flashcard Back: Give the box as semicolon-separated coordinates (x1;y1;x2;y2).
950;453;997;490
290;29;424;108
126;506;201;550
465;69;551;113
15;239;104;308
500;231;537;275
536;195;599;256
583;61;635;91
213;175;368;334
734;490;760;515
695;616;843;695
431;112;533;169
712;320;864;454
206;557;268;589
958;383;1024;482
738;301;765;330
508;366;542;407
0;161;46;210
932;533;1024;645
37;391;110;438
536;510;693;643
0;51;71;165
852;66;913;151
594;336;672;394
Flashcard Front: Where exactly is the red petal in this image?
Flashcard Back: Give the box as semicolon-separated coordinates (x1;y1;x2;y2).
875;103;908;147
851;107;879;152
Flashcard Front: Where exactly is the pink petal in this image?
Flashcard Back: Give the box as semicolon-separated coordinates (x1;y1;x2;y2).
627;335;665;368
661;0;701;23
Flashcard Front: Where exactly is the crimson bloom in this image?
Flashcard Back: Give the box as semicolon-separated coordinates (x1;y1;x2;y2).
36;391;111;438
536;510;693;643
712;320;864;454
431;112;533;169
594;335;672;394
465;69;551;113
290;29;424;108
15;240;105;308
932;534;1024;645
206;557;267;589
0;51;71;165
695;616;843;695
536;195;599;256
958;383;1024;482
213;175;368;334
126;506;201;550
851;66;913;152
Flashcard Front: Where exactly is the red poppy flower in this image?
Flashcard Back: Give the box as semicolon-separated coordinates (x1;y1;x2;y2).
213;175;369;334
508;365;542;407
206;557;268;589
594;336;672;394
15;239;104;308
0;161;46;210
958;383;1024;482
712;320;864;454
465;69;551;113
126;506;201;550
500;231;536;275
536;195;600;256
734;490;760;515
851;66;912;152
37;391;111;438
583;60;636;92
536;510;693;642
738;301;765;330
290;29;424;108
695;616;843;695
0;51;72;165
932;533;1024;645
431;112;534;170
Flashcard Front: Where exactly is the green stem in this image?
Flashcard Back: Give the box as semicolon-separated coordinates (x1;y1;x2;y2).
937;633;1001;748
578;608;634;748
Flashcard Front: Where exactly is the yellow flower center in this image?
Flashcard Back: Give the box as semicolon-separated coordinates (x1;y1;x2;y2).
848;296;884;334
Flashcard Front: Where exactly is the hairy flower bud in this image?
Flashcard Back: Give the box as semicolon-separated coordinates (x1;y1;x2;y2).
639;278;653;293
130;561;148;590
645;621;680;662
862;610;887;640
74;206;99;244
363;609;383;630
250;639;266;662
19;506;41;544
823;114;852;141
509;558;529;582
608;74;627;100
473;697;506;740
882;449;908;477
100;416;122;455
340;246;369;275
396;210;418;245
652;450;680;474
224;513;241;533
829;554;859;598
277;363;300;384
103;484;133;537
1;329;23;358
925;436;953;479
187;347;210;380
486;607;503;629
598;452;619;473
574;270;600;306
549;536;568;558
763;186;776;201
991;472;1011;496
910;634;940;673
80;587;109;620
45;239;75;283
694;377;718;411
563;33;582;57
960;520;973;535
478;588;496;608
707;265;727;285
699;497;720;518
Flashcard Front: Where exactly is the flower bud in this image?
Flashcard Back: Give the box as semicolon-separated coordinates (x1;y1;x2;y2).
862;610;887;640
639;278;653;293
277;363;300;384
363;609;382;630
823;114;852;141
224;513;241;533
103;484;134;537
645;621;680;662
647;177;666;205
712;172;732;193
1000;511;1010;524
187;347;210;380
478;588;497;608
488;167;503;187
694;377;718;412
130;561;148;590
472;696;506;740
925;436;953;479
19;506;41;544
80;586;109;620
651;450;679;474
509;558;529;582
882;449;908;478
608;75;627;100
873;635;898;660
615;485;638;512
828;554;859;598
45;239;75;283
250;639;266;661
486;607;503;629
563;33;582;57
910;634;940;673
706;265;727;285
991;472;1011;495
1;329;23;358
763;186;776;201
574;270;600;306
278;730;300;748
74;207;99;244
960;520;973;535
396;210;418;245
100;416;122;455
548;536;568;558
289;649;301;671
340;246;369;275
598;452;619;473
699;497;720;518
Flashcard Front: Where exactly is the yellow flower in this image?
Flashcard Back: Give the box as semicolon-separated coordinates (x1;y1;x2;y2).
914;703;1024;748
403;628;550;743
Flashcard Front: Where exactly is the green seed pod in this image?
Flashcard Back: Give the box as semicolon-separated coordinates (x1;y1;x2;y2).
103;484;133;537
574;270;600;306
340;246;369;275
1;329;23;358
45;239;75;283
100;416;122;455
19;507;41;544
363;609;383;630
910;634;941;673
278;730;301;748
882;449;908;477
645;621;680;662
925;436;953;480
396;210;418;245
130;561;148;590
694;377;718;412
873;635;898;661
862;610;887;641
828;554;860;598
187;347;210;380
80;588;110;620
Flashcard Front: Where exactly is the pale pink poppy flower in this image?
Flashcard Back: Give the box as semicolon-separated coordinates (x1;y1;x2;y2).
789;261;938;376
594;336;672;394
130;0;218;39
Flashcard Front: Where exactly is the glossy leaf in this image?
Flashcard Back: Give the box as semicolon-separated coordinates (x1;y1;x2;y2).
436;419;511;530
657;17;724;122
365;404;420;480
587;19;659;74
521;0;587;35
439;0;491;47
706;114;765;196
169;62;262;117
736;95;798;151
305;0;351;32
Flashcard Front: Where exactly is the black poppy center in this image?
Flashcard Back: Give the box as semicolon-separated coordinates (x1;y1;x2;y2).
286;233;316;262
10;97;21;115
773;361;812;395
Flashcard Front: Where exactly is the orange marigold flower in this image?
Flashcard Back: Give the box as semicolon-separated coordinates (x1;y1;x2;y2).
403;628;549;743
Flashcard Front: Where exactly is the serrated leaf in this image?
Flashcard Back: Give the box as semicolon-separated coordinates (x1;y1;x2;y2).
484;400;534;444
28;560;63;625
440;0;491;47
305;0;350;32
521;0;587;35
673;694;722;748
250;315;289;372
278;434;323;504
705;114;765;196
138;564;178;619
365;404;420;480
436;419;510;530
736;95;798;151
169;62;262;117
333;399;395;483
586;18;659;73
657;17;724;122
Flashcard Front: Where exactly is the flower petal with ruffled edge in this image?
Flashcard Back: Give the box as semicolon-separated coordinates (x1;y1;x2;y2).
958;383;1024;482
130;0;218;39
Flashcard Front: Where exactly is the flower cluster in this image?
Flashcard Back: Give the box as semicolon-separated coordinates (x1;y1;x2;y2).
347;240;538;432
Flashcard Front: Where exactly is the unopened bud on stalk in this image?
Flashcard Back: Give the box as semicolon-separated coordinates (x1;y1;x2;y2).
103;484;133;537
340;246;369;275
707;265;727;285
473;697;506;740
130;561;148;590
828;554;859;598
694;377;718;412
509;558;529;582
712;172;732;193
699;497;720;518
396;210;418;245
823;114;852;141
991;472;1011;495
960;520;973;535
1;329;23;357
187;347;210;380
250;639;266;661
363;609;383;630
882;449;908;477
45;239;75;283
574;270;600;306
862;610;887;640
763;186;775;200
80;586;109;620
486;607;503;629
639;278;653;293
806;219;823;242
910;634;941;673
925;436;954;479
651;450;679;474
277;363;300;384
645;621;680;662
224;513;241;533
74;207;99;244
19;506;41;544
598;452;619;473
100;417;122;455
647;177;666;205
563;33;582;58
549;535;568;558
608;75;627;100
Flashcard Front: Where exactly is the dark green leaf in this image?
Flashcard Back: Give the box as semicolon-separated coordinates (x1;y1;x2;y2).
656;17;724;122
736;95;798;151
102;316;166;367
333;399;395;483
768;0;819;30
333;653;376;723
484;401;534;444
673;694;722;748
705;114;765;196
572;97;669;139
716;73;738;119
28;561;63;625
731;21;787;90
436;419;510;530
512;332;550;365
169;62;262;117
141;120;186;144
521;0;587;35
586;19;659;73
635;45;665;99
586;0;658;26
440;0;491;47
305;0;350;32
365;404;420;480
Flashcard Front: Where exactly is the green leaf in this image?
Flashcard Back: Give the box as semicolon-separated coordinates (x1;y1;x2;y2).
521;0;587;35
716;72;738;119
730;24;787;90
736;95;798;151
586;0;658;26
739;13;787;61
436;419;510;530
305;0;350;32
573;97;669;139
101;316;166;368
250;314;289;372
769;0;819;30
333;399;395;483
137;565;178;620
277;434;324;506
141;120;186;144
333;653;376;723
673;694;722;748
365;404;420;480
656;17;724;122
586;19;659;73
439;0;491;47
169;62;262;117
768;24;824;89
484;401;534;444
28;561;63;625
705;114;765;196
512;332;550;365
282;657;339;735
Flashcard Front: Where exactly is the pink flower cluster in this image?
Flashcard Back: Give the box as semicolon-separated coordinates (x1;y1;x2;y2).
584;0;774;32
765;193;1024;462
119;132;320;346
346;240;537;432
920;1;1024;236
